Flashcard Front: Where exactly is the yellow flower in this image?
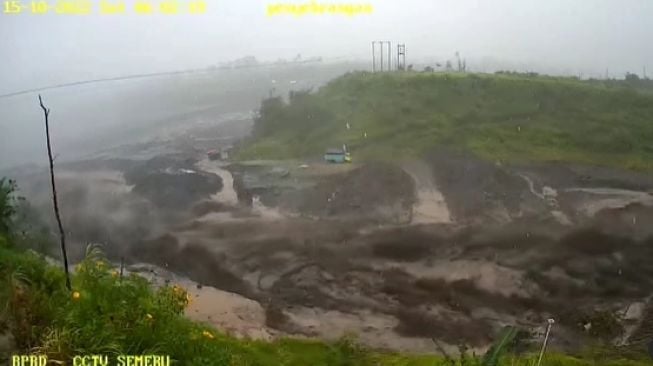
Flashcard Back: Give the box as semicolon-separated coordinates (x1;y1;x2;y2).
202;330;214;339
72;291;81;300
145;313;153;320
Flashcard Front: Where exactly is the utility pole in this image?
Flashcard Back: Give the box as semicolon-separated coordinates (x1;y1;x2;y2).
397;44;406;71
371;42;376;72
388;41;392;71
380;42;384;72
372;41;395;72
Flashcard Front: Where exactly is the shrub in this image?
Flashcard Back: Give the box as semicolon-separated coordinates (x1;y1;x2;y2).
0;178;18;236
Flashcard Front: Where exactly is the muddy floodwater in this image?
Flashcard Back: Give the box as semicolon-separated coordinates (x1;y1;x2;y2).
196;159;239;206
9;142;653;354
5;101;653;354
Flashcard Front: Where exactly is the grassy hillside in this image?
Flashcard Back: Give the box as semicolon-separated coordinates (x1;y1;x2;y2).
238;72;653;171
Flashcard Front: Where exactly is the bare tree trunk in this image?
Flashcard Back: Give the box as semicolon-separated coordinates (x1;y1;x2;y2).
39;95;71;291
120;256;124;282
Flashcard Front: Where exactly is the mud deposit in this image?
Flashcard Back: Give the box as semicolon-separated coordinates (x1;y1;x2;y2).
289;162;415;223
8;148;653;355
124;155;223;209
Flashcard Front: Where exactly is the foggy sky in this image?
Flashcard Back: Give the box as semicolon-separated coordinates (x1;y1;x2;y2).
1;0;653;95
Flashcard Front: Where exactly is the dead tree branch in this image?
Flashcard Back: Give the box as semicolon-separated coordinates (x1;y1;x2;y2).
39;95;71;291
432;338;456;366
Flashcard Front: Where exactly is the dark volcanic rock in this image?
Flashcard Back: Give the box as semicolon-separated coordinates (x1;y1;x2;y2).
124;156;222;209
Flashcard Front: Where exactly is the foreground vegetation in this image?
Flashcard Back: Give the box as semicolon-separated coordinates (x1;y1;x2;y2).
1;242;650;366
0;179;650;365
239;72;653;171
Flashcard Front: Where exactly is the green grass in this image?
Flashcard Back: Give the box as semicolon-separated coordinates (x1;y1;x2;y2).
238;72;653;171
1;240;651;365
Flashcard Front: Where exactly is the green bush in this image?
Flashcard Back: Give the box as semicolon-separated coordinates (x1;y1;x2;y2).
0;178;18;236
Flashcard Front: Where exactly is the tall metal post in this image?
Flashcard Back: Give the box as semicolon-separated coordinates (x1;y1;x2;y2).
380;41;384;72
372;42;376;72
397;44;406;71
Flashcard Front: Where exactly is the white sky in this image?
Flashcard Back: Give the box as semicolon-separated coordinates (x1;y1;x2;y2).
2;0;653;94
